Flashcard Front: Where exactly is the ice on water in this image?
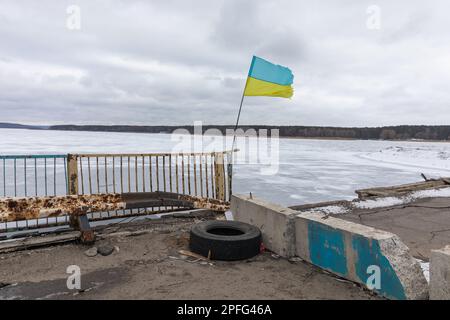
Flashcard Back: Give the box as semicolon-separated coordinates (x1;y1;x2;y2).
1;128;450;206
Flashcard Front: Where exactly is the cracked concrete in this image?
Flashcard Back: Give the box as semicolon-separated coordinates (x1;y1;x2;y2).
337;197;450;261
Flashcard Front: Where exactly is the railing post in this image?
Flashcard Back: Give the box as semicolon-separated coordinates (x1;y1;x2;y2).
214;153;225;201
227;153;233;202
67;154;80;229
67;154;79;195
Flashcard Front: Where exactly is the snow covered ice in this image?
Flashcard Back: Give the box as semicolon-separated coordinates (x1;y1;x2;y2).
1;128;450;206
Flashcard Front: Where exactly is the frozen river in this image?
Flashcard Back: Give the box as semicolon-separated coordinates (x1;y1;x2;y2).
1;128;450;206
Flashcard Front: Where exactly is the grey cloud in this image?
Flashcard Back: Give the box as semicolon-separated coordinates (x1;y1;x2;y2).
212;0;268;50
0;0;450;126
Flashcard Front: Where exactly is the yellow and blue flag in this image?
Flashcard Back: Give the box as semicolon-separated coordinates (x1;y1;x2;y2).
244;56;294;98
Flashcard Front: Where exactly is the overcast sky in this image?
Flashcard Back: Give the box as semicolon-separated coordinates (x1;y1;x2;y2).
0;0;449;126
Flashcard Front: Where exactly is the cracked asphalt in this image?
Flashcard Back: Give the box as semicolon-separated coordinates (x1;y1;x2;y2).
338;197;450;260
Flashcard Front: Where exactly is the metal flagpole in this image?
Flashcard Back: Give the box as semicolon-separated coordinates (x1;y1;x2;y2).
227;78;248;201
231;78;249;152
231;91;245;151
228;57;253;200
232;56;255;152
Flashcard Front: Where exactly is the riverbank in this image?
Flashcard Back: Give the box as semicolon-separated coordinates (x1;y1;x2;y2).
2;123;450;143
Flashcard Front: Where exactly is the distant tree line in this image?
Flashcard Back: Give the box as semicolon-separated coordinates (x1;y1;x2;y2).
47;125;450;141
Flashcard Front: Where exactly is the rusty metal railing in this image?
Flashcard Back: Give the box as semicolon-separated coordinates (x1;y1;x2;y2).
0;151;233;234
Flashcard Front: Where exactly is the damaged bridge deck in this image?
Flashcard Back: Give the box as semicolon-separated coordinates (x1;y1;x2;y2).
337;197;450;260
293;178;450;261
0;215;379;300
0;192;229;243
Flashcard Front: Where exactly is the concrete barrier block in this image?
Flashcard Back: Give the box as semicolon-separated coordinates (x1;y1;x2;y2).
231;194;296;258
295;212;429;300
230;195;428;299
430;245;450;300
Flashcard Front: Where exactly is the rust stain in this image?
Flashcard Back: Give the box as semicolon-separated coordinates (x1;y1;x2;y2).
0;193;125;222
0;193;229;223
179;194;229;211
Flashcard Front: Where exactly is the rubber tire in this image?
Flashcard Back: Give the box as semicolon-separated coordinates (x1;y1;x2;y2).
189;220;261;261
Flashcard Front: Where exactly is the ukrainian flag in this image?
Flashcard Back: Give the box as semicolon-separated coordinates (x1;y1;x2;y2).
244;56;294;98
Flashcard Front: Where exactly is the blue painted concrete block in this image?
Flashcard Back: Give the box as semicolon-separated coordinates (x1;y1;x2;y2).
307;221;348;276
352;235;406;300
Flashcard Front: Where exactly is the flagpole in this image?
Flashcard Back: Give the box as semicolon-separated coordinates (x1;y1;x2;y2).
227;79;247;202
228;57;253;201
231;78;248;153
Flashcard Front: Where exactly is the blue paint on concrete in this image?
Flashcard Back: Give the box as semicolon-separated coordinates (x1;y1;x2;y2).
307;221;348;276
352;235;406;300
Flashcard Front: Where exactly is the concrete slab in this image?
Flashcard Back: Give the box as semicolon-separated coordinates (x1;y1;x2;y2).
295;212;429;300
231;194;297;258
430;245;450;300
337;197;450;260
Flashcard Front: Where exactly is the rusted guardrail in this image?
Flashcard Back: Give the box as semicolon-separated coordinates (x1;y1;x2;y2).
0;192;229;222
0;151;234;234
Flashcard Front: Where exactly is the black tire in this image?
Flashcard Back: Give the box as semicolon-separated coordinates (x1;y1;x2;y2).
189;220;261;261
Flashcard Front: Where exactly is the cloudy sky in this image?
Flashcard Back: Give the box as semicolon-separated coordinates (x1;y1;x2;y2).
0;0;449;126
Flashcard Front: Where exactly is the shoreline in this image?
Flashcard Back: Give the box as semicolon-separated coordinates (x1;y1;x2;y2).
1;126;450;144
